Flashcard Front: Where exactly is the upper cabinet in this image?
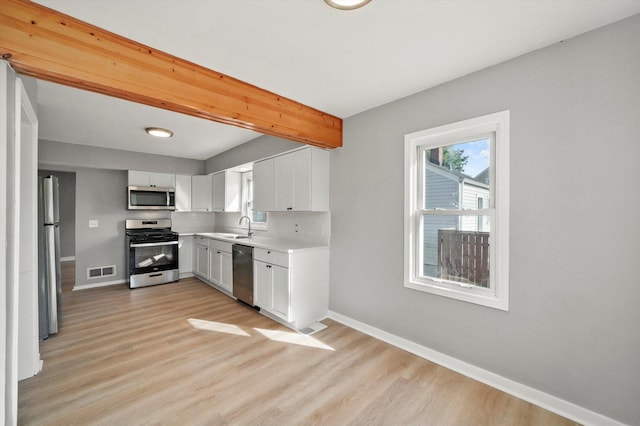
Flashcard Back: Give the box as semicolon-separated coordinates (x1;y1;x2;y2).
191;175;212;212
212;171;242;212
254;147;329;212
128;170;175;188
175;174;192;212
253;158;275;212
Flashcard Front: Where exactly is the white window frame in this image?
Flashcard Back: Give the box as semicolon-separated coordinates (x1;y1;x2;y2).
241;171;267;230
404;111;510;311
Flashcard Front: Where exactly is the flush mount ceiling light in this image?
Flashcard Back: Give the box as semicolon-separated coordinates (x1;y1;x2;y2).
324;0;372;10
145;127;174;138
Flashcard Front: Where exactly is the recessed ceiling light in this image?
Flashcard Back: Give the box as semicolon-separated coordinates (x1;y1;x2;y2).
324;0;372;10
145;127;174;138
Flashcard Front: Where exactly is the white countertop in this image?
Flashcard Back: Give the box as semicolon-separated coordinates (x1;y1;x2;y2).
182;232;329;253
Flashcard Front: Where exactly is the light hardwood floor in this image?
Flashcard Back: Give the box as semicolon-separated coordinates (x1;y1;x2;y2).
19;262;578;425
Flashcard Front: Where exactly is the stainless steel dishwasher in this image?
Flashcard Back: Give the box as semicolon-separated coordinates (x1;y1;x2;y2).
232;244;254;306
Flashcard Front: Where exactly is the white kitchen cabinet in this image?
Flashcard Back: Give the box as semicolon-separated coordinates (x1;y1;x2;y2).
212;171;242;212
253;158;275;211
178;235;194;278
255;147;329;212
194;236;209;278
255;261;290;321
254;261;270;311
287;148;329;211
271;265;291;319
128;170;175;188
274;154;294;212
208;239;233;293
254;249;290;321
191;175;212;212
174;174;192;212
253;246;329;329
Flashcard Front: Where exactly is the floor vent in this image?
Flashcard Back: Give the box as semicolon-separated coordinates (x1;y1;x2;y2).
299;322;328;336
87;265;117;279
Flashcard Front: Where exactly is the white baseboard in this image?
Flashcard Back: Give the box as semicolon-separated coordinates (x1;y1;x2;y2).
73;279;126;291
327;310;623;426
60;256;75;262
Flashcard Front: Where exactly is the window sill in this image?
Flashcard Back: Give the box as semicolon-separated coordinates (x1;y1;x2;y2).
404;279;509;311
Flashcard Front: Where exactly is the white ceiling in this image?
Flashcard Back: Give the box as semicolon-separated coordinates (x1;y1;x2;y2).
34;0;640;161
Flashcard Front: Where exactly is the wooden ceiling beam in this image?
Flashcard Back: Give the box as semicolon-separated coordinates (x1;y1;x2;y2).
0;0;342;149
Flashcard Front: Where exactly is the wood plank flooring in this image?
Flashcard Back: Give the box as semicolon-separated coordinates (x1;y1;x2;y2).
18;262;578;425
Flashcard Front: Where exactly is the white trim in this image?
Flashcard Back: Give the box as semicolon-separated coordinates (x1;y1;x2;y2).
404;111;509;311
0;60;18;424
73;279;127;291
327;311;624;426
60;256;75;262
0;61;9;422
16;76;41;380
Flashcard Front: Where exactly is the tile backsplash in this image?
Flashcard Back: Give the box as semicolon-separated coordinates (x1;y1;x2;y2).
216;211;330;244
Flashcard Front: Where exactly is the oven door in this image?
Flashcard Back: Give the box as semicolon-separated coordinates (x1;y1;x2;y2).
128;240;179;288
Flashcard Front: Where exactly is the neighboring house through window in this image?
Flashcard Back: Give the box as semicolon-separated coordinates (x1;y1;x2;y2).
404;111;510;310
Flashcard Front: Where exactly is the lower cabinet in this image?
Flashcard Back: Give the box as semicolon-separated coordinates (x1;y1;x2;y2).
178;235;194;278
208;239;233;293
194;236;209;279
254;260;290;321
192;235;329;331
253;247;329;330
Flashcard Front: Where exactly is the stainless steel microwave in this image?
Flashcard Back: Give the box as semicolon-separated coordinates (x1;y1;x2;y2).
127;186;175;210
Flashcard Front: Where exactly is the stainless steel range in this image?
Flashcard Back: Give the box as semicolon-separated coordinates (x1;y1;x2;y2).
125;219;179;289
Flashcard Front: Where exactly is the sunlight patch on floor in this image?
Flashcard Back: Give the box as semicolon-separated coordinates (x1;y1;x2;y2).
188;318;251;336
254;328;335;351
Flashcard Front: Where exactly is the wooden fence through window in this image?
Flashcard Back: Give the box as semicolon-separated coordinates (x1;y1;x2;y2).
438;229;490;288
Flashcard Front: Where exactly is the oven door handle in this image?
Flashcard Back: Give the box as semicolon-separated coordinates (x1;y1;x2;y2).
130;241;179;248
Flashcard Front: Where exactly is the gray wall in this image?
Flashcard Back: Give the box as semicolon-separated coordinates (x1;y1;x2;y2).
39;170;75;259
205;134;300;173
74;168;169;287
39;140;204;287
330;14;640;425
39;139;205;175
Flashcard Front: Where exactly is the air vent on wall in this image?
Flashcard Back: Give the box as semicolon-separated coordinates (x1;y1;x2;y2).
87;265;116;279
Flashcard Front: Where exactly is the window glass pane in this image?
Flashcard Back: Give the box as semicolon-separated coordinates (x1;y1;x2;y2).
422;215;490;288
252;210;267;223
242;171;267;225
423;138;490;210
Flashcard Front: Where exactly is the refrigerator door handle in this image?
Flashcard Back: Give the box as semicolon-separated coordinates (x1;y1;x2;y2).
45;224;60;334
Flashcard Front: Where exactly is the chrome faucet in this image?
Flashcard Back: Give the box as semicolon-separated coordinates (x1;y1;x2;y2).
239;215;253;237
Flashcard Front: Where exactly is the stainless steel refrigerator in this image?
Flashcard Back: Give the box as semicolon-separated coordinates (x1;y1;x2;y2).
38;175;61;340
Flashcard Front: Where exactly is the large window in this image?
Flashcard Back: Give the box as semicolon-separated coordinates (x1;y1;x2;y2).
404;111;510;310
242;171;267;229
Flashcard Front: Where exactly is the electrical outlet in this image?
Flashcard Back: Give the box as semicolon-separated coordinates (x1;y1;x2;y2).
295;224;299;233
89;219;99;228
